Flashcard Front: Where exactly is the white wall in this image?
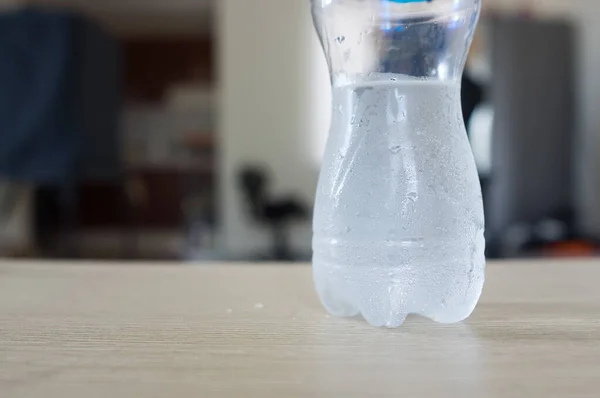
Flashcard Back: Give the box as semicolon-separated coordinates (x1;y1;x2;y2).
218;0;328;257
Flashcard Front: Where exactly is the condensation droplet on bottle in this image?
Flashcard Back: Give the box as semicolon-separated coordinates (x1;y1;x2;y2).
389;145;401;154
336;35;346;44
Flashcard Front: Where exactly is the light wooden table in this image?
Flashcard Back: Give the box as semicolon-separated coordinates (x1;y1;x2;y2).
1;260;600;397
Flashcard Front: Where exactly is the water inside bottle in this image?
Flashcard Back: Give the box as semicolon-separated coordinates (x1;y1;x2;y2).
313;74;485;327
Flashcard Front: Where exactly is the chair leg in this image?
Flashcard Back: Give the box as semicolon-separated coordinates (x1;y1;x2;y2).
272;222;292;261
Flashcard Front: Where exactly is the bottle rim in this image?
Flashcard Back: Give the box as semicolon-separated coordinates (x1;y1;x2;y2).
311;0;480;20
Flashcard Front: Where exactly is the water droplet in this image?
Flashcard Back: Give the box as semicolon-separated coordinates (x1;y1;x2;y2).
345;226;352;233
336;35;346;44
389;145;401;154
408;192;418;202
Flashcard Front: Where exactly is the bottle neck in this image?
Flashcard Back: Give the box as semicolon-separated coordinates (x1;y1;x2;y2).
313;1;480;84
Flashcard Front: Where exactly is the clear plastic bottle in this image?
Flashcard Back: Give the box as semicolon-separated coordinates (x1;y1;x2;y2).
311;0;485;327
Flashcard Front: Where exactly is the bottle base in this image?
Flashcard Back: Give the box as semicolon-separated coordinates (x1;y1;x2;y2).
313;260;484;328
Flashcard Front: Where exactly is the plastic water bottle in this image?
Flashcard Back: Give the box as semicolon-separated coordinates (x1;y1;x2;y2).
311;0;485;327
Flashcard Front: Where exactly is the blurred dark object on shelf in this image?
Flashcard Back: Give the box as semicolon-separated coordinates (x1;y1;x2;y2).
239;165;309;261
124;38;213;103
485;17;576;258
490;207;600;258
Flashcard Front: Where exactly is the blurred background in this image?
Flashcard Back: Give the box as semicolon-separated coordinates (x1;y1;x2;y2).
0;0;598;262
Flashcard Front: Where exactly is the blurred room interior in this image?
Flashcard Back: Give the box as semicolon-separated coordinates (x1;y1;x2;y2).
0;0;599;262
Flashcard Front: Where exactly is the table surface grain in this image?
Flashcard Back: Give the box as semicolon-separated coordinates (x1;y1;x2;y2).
1;260;600;397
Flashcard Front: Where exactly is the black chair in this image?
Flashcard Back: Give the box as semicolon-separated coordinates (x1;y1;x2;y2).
238;166;308;261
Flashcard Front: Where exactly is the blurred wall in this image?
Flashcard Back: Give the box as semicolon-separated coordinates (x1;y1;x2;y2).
218;0;328;257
